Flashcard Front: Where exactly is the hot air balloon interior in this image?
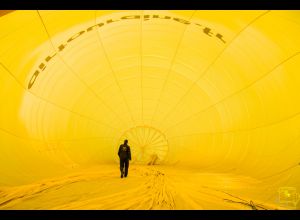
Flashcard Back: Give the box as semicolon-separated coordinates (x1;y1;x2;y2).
0;10;300;210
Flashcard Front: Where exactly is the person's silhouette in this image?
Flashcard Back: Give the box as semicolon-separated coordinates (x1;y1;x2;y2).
118;139;131;178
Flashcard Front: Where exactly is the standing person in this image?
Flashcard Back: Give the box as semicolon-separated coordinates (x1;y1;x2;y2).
118;139;131;178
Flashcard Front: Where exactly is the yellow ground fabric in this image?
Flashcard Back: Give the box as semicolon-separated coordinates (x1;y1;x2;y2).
0;10;300;209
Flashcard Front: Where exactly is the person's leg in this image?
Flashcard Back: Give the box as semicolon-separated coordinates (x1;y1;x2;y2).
120;159;125;178
124;159;129;177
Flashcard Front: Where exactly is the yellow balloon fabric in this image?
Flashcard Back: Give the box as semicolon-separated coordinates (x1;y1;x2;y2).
0;10;300;209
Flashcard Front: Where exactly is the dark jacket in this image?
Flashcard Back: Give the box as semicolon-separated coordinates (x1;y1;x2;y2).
118;144;131;160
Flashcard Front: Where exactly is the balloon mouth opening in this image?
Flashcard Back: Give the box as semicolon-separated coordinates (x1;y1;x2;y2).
118;125;169;165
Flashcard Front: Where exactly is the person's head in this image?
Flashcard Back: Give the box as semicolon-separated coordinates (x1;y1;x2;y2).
124;139;128;145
